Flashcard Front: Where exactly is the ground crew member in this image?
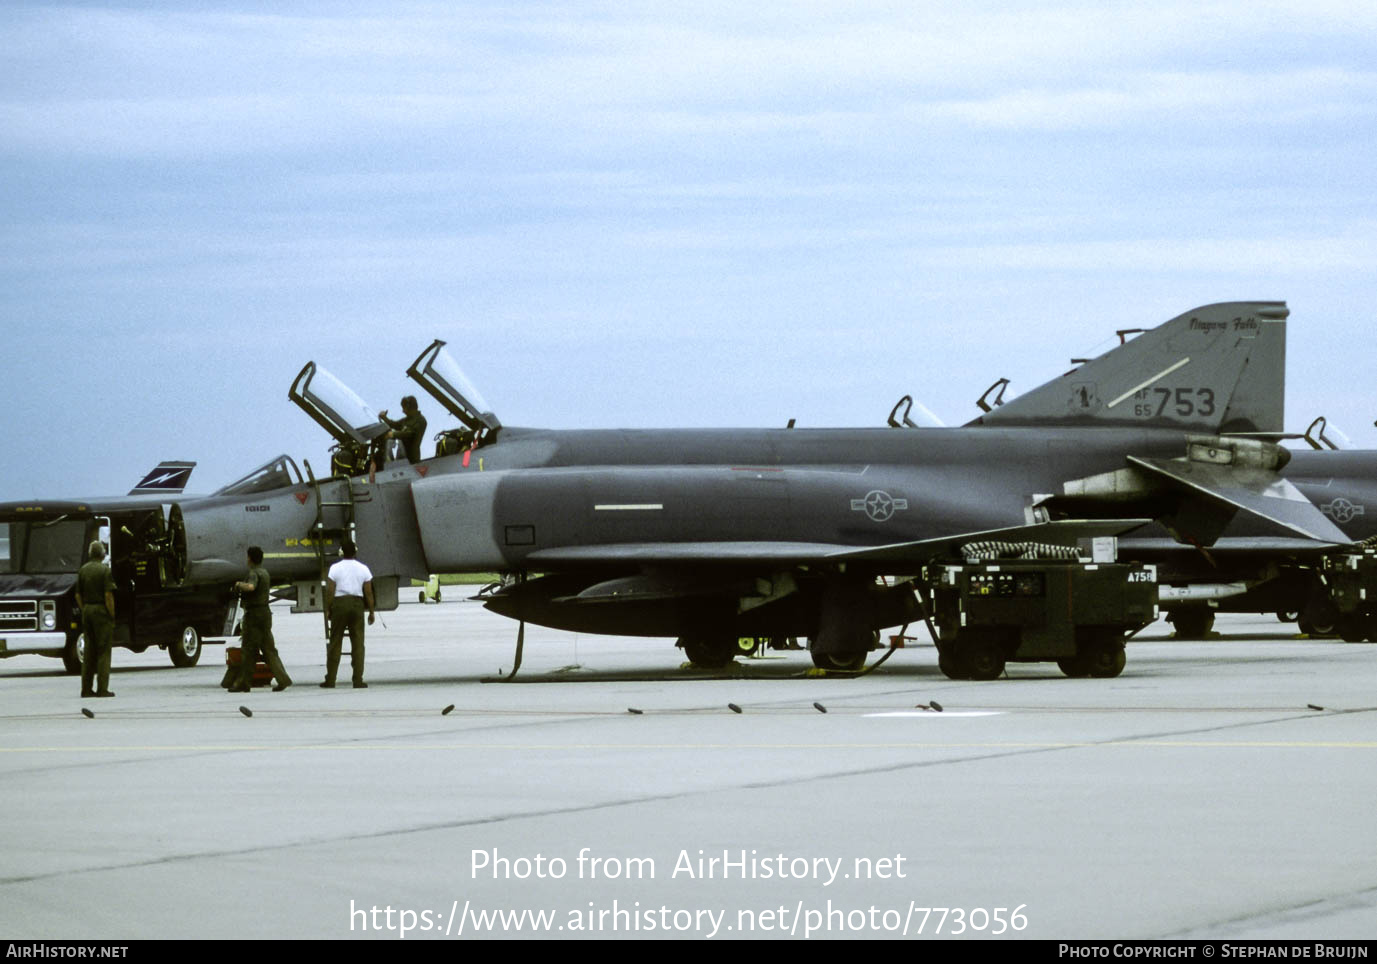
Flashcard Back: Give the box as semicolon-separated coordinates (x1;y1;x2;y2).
75;540;116;698
323;540;375;688
378;395;427;464
230;546;292;692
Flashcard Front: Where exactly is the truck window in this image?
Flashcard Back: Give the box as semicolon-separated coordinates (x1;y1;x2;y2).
23;521;87;573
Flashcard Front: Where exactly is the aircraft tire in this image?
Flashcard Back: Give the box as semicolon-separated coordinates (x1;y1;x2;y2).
809;648;866;672
1297;617;1335;637
419;590;426;603
169;625;202;667
1276;610;1299;623
62;631;84;675
679;635;737;669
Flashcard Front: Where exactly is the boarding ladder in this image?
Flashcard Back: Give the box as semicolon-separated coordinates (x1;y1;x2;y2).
302;459;366;642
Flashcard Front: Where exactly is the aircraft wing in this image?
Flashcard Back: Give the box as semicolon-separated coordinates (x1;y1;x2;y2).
524;519;1153;570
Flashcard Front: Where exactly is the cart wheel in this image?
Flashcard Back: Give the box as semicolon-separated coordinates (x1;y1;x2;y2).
1057;656;1089;678
963;638;1006;681
169;625;203;667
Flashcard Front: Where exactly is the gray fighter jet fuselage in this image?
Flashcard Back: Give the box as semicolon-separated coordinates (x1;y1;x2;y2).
171;299;1366;669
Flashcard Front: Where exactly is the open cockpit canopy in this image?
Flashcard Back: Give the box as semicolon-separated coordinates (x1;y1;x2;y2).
288;362;389;448
406;339;501;435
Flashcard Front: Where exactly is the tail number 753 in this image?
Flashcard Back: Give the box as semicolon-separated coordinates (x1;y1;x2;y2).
1133;387;1216;418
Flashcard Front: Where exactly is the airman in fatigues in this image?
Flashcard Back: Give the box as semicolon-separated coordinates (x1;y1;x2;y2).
379;395;428;464
230;546;291;692
75;540;116;698
323;540;375;688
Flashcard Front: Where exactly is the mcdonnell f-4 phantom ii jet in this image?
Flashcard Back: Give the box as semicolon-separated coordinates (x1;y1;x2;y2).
165;299;1361;679
924;306;1377;641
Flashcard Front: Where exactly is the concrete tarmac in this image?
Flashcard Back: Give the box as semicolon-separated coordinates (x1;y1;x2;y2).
2;600;1375;940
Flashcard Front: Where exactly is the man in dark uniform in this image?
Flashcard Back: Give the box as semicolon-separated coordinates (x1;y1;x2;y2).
378;395;427;464
230;546;292;692
75;540;116;698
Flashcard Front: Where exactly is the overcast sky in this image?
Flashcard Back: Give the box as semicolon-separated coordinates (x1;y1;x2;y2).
3;1;1375;500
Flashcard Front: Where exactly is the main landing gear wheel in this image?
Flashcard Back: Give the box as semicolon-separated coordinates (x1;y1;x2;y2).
679;634;738;669
62;631;84;675
1169;608;1214;639
809;648;867;672
807;628;876;673
169;625;202;667
1297;617;1336;637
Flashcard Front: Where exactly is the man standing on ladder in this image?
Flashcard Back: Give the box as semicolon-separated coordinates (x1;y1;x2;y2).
322;539;375;689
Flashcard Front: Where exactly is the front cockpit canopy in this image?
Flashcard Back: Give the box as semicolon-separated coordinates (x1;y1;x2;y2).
407;339;501;435
288;362;390;448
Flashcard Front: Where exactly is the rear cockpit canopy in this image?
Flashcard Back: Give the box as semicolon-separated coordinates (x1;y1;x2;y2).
406;339;501;435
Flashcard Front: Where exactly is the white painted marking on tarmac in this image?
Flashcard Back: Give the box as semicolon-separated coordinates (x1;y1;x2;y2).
593;504;663;510
864;710;1004;718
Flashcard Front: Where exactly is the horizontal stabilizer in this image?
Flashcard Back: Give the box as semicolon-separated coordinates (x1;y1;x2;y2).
1127;455;1349;544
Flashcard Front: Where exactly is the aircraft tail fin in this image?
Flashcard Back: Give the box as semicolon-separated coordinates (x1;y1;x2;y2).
968;301;1288;434
128;460;196;496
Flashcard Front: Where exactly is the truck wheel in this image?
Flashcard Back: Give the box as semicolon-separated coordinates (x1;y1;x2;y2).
169;625;202;667
62;631;84;675
1297;617;1335;637
1276;610;1299;623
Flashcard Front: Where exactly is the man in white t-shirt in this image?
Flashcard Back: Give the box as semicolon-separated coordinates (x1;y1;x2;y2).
323;540;376;688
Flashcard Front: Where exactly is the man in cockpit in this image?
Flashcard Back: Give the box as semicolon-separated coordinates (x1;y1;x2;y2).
378;395;427;464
